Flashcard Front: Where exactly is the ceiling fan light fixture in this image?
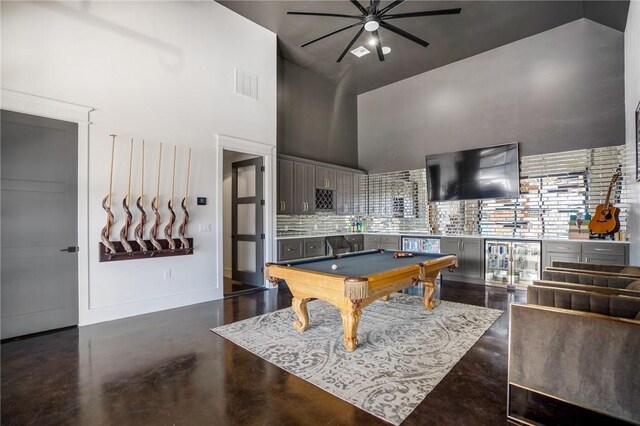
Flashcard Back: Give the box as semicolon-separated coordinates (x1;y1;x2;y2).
382;46;391;55
364;20;379;32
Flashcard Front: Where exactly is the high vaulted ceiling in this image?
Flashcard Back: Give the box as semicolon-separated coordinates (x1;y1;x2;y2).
219;1;629;95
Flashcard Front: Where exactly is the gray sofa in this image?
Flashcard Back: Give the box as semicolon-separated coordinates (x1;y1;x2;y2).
541;269;639;289
509;285;640;424
550;261;640;278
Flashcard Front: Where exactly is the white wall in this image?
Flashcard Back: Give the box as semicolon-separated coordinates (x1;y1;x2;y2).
358;19;625;173
223;150;257;278
625;1;640;264
1;1;276;324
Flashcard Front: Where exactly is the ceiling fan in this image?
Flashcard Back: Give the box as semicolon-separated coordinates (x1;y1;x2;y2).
287;0;462;63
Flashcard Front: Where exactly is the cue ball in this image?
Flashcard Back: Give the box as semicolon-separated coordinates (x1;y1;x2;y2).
331;264;338;270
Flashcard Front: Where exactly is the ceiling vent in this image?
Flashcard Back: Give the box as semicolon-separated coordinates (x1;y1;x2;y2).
350;46;370;58
235;68;258;100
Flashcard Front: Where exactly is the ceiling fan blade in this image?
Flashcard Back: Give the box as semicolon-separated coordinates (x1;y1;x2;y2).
372;30;385;62
382;8;462;20
377;0;405;17
337;26;366;62
287;12;363;19
349;0;368;15
380;21;429;47
371;0;380;14
300;20;364;47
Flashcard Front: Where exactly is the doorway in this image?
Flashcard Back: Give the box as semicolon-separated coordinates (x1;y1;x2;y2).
1;110;79;339
223;150;264;296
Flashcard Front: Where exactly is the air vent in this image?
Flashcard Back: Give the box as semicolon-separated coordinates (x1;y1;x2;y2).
235;68;258;100
350;46;370;58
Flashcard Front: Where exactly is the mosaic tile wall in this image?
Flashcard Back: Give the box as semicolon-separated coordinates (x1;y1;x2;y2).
277;145;629;238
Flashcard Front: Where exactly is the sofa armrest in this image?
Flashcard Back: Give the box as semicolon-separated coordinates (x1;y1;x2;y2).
509;304;640;424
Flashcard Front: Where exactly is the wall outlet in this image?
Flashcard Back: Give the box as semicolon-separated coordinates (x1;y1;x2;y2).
163;269;172;279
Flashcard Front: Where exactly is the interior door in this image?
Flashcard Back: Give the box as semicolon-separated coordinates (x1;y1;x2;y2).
232;157;264;286
1;110;78;339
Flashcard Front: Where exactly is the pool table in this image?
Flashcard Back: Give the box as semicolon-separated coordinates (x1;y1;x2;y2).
265;249;457;352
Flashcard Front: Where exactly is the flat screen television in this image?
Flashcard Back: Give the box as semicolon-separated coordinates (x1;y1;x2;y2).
426;143;519;202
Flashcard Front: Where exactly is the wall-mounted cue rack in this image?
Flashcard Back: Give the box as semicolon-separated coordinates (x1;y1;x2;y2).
100;135;194;263
99;239;193;262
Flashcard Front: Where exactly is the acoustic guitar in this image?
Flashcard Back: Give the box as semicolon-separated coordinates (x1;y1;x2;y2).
588;171;622;235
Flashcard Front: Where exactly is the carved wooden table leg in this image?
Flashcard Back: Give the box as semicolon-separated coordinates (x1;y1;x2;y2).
291;297;311;333
340;300;363;352
423;281;436;310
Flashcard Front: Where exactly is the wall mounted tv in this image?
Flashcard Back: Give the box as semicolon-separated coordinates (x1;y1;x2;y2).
426;143;520;202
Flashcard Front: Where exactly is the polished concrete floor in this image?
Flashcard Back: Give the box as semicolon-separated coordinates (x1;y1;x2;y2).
1;281;525;425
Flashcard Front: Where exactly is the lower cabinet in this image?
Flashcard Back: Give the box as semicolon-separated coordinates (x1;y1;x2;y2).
440;237;484;283
345;235;364;252
363;234;400;251
277;237;331;261
542;241;628;269
278;239;304;261
304;238;325;257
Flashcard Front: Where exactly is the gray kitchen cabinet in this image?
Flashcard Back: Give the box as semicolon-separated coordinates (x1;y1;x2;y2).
353;173;367;215
336;170;354;215
344;234;364;252
315;166;336;190
294;161;315;215
304;238;325;257
363;234;400;251
277;158;294;215
278;239;304;261
542;241;628;269
441;237;484;282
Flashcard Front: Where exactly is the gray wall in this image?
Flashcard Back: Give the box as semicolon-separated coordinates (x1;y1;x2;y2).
278;57;358;168
624;3;640;264
358;19;625;173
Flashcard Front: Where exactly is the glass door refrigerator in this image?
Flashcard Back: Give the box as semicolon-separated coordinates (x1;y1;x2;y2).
485;240;541;290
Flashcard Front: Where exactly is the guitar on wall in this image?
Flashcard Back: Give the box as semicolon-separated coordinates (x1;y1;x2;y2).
588;171;622;235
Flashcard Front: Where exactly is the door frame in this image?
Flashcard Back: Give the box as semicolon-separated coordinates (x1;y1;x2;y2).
1;88;92;326
214;134;276;291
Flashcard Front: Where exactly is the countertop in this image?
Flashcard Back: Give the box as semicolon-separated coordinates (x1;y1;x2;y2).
275;232;630;244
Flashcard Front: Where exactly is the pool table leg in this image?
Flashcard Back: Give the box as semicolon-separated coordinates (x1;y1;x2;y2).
340;301;362;352
423;281;436;310
292;297;311;333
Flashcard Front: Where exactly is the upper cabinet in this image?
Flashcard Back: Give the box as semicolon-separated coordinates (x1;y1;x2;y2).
277;155;367;216
335;170;354;215
316;166;337;190
277;159;294;215
293;161;316;215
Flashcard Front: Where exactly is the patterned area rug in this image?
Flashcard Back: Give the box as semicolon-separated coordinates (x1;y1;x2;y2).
211;293;502;425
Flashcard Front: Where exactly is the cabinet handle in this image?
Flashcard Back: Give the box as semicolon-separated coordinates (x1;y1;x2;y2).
303;202;306;212
593;248;611;252
461;241;464;251
282;201;286;211
585;257;589;263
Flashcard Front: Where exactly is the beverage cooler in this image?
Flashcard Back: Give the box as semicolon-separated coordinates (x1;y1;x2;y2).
401;236;440;253
485;240;541;289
